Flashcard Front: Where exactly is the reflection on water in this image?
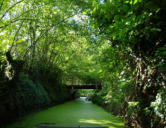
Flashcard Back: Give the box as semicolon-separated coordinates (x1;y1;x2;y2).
76;97;92;104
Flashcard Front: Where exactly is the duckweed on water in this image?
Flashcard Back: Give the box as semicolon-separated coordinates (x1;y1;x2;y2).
7;97;126;128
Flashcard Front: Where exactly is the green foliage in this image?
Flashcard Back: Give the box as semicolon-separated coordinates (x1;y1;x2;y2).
89;0;166;127
128;102;139;116
155;45;166;73
91;90;122;115
0;0;166;127
77;89;94;97
151;89;166;119
15;72;51;109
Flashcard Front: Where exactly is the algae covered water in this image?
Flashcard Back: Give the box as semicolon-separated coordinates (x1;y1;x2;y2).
7;97;126;128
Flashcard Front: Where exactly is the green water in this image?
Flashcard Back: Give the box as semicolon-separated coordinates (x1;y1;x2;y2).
7;97;126;128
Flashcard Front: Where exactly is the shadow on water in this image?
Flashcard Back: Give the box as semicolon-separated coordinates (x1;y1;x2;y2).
6;97;126;128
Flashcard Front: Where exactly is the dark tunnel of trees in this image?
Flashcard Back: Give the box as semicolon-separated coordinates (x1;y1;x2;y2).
0;0;166;128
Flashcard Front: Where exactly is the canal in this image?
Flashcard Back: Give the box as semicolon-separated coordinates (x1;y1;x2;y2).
7;97;126;128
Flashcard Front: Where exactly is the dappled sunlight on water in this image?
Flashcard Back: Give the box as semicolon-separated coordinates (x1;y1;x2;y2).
79;119;125;128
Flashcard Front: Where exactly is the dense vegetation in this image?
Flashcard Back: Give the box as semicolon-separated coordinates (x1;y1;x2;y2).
0;0;166;128
89;0;166;127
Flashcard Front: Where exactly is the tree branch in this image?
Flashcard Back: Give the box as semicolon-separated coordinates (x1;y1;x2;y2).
9;20;24;52
22;13;80;59
0;18;38;29
0;0;4;11
0;0;24;20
